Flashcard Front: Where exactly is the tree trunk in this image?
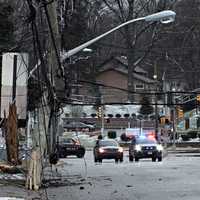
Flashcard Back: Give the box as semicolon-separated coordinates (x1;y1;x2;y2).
126;0;135;102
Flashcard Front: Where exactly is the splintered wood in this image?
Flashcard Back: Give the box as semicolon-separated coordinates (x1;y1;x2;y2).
5;103;19;164
26;148;42;191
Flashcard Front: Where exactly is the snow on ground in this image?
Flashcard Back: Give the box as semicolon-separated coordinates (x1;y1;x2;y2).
1;151;200;200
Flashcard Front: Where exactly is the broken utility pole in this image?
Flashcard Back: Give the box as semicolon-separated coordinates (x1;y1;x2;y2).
5;103;18;164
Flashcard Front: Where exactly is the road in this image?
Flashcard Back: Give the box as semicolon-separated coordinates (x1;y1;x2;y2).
1;151;200;200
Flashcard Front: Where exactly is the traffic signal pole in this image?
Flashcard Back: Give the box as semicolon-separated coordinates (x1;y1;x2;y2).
101;96;104;137
172;92;176;150
154;61;159;141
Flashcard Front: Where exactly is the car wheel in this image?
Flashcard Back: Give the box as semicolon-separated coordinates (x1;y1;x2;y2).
152;157;156;162
135;157;139;162
77;149;85;158
77;153;84;158
129;155;133;162
115;158;119;163
59;153;65;158
120;157;123;162
158;156;162;162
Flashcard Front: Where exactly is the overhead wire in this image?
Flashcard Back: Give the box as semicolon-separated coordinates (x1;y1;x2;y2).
41;0;64;78
77;79;200;96
23;0;52;198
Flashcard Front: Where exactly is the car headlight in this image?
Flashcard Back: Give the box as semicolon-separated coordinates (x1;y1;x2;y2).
156;144;163;151
99;148;105;153
118;147;123;153
135;145;141;151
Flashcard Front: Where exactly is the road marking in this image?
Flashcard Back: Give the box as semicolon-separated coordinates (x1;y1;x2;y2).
0;198;24;200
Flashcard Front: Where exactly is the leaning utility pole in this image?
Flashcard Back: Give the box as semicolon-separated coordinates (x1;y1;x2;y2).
26;0;62;190
44;0;62;154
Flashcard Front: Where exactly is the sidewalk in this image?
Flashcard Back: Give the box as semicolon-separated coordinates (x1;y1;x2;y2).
166;146;200;154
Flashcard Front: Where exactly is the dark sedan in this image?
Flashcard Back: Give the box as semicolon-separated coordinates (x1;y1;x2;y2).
93;139;123;163
57;138;85;158
129;136;163;162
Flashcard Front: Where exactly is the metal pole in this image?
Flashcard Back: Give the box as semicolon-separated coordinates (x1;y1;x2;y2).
12;55;17;102
172;93;176;149
154;61;159;141
101;96;104;137
155;87;159;140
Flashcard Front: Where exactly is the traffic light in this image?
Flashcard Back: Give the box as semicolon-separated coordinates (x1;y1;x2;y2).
106;118;110;123
185;118;190;129
177;106;184;119
159;116;165;125
167;92;173;106
197;95;200;102
197;117;200;128
165;118;170;124
97;106;102;118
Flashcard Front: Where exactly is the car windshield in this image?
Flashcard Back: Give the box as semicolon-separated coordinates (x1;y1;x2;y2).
61;138;75;144
99;140;118;147
136;138;157;145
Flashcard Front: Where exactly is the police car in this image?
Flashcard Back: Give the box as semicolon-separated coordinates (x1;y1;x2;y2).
129;135;163;162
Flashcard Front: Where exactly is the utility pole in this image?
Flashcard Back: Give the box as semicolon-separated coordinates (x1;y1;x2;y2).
154;61;159;141
44;0;61;154
26;1;61;190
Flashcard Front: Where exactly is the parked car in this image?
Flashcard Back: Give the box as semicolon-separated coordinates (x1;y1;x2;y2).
93;139;123;163
57;138;85;158
129;136;163;162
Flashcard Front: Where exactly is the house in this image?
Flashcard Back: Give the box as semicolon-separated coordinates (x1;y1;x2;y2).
94;56;157;104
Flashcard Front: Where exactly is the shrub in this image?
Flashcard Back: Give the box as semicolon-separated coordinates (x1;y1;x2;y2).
181;134;190;141
116;114;121;118
107;114;113;118
108;131;117;139
187;130;197;139
124;114;130;118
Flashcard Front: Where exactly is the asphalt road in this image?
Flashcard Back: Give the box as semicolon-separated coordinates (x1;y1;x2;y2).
1;151;200;200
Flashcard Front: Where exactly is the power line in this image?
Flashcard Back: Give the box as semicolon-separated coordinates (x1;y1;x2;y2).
77;79;200;96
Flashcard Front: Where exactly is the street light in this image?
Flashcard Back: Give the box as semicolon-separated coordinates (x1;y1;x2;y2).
61;10;176;138
61;10;176;61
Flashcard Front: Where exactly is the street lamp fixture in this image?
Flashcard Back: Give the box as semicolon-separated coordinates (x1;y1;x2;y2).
144;10;176;23
153;74;158;80
82;48;93;53
61;10;176;61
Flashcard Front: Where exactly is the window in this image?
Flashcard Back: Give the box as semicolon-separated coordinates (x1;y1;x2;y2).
135;84;144;90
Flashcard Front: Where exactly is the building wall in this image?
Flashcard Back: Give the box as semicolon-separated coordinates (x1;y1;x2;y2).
1;53;28;119
96;70;156;103
96;70;128;103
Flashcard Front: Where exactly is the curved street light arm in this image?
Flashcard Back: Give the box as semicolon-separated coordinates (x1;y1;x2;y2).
61;10;176;62
61;17;145;61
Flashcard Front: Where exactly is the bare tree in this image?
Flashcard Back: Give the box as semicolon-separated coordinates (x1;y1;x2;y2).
150;0;200;91
87;0;174;101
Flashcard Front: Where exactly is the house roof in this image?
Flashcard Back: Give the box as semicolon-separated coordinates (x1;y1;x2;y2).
98;58;156;84
98;56;148;74
115;56;148;74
